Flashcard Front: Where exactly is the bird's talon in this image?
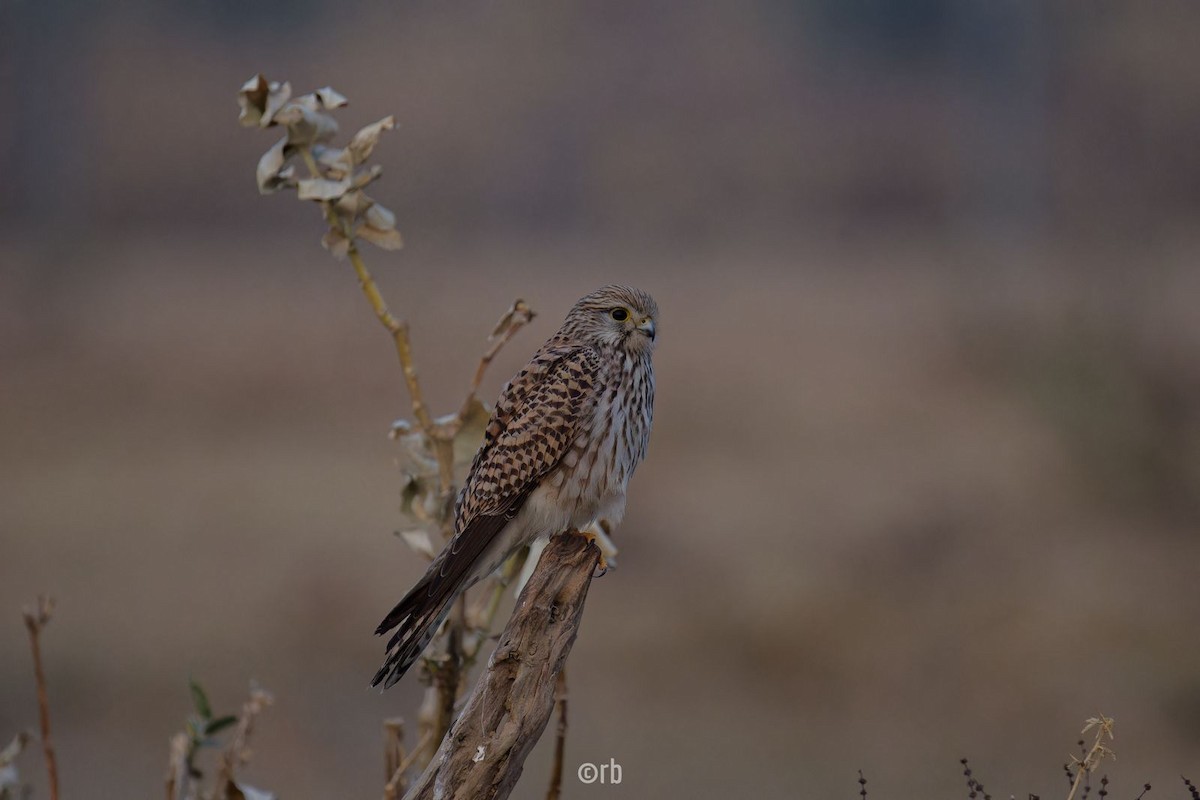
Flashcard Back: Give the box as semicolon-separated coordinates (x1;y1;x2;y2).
576;529;608;575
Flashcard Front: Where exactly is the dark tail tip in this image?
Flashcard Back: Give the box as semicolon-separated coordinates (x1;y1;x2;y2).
370;646;421;689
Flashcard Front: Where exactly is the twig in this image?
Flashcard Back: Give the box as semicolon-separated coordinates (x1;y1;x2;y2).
383;717;406;791
404;532;601;800
292;143;451;485
1067;717;1115;800
431;599;467;755
22;596;58;800
456;300;535;422
213;686;274;798
165;732;192;800
295;144;448;476
346;245;438;436
384;730;435;800
545;669;568;800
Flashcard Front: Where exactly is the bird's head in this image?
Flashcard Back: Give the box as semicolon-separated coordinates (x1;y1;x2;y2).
563;285;659;355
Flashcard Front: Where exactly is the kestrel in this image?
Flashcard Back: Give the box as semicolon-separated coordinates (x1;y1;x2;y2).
371;285;658;689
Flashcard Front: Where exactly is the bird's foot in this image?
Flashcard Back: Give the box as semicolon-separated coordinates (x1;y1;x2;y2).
576;528;609;577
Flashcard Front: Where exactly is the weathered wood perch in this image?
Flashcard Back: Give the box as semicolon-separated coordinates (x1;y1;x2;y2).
404;531;601;800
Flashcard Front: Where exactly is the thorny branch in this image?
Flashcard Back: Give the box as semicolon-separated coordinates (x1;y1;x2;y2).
22;596;58;800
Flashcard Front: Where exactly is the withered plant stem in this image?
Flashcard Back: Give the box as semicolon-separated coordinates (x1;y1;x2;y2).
1067;717;1115;800
385;729;435;800
22;597;59;800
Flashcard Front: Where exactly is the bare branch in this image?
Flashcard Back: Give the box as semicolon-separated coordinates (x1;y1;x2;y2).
383;718;406;790
165;732;194;800
384;728;433;800
404;532;600;800
430;598;467;761
456;299;535;421
212;686;274;799
22;596;58;800
1066;716;1116;800
346;245;438;436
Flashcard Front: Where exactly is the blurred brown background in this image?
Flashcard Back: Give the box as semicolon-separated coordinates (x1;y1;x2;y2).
2;1;1199;798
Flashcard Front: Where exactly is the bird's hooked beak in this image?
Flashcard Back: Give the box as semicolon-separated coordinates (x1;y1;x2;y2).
637;317;656;341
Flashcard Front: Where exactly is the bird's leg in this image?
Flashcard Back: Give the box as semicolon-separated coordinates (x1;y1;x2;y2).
573;528;609;577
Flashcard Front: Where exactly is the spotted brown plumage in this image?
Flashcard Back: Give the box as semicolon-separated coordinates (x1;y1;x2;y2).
372;285;658;689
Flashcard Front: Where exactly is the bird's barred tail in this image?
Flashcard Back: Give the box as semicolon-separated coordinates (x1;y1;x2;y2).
371;566;463;689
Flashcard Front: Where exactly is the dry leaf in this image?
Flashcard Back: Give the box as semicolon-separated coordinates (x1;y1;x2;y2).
452;397;490;465
237;74;269;126
314;86;348;109
255;137;295;194
261;81;292;128
278;103;339;148
398;473;422;519
395;429;439;478
347;116;396;165
334;189;374;218
237;74;292;129
350;164;384;190
297;176;352;201
238;75;404;259
358;199;402;249
390;405;489;535
357;225;403;250
313;145;352;180
401;474;441;524
321;228;351;259
364;202;396;231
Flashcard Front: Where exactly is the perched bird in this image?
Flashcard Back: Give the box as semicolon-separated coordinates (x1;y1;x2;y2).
371;285;658;689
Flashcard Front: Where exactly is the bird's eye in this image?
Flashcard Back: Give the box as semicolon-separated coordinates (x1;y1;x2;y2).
610;307;629;322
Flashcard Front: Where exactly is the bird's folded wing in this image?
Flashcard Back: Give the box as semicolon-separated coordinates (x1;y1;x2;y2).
443;345;601;571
